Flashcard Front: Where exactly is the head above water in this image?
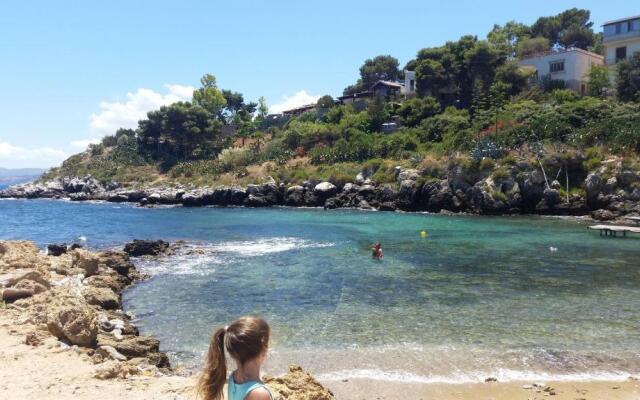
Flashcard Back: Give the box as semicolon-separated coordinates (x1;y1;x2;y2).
198;316;271;400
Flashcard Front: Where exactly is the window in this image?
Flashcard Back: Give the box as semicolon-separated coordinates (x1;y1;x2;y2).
628;21;634;32
616;46;627;61
550;61;565;73
409;79;415;91
616;23;622;34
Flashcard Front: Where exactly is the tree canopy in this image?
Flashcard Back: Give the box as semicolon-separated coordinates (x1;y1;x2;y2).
344;55;400;95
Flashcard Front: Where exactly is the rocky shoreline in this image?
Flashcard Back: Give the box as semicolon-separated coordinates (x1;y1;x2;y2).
3;157;640;221
0;240;336;399
0;240;173;375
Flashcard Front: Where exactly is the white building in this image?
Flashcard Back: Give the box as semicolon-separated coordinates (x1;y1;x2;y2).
402;70;416;95
603;15;640;66
518;48;604;94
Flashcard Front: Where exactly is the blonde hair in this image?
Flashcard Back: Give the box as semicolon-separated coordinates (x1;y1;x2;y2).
197;316;270;400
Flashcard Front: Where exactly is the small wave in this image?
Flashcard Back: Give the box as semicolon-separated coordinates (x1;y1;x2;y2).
316;368;636;384
209;237;334;257
134;237;334;276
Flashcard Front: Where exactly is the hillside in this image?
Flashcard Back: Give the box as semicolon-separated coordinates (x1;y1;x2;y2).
5;7;640;218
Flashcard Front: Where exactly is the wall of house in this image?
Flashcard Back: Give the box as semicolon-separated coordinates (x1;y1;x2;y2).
518;50;603;93
605;39;640;65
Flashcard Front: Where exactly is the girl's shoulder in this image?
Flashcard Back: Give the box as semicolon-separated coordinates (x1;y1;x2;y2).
245;386;272;400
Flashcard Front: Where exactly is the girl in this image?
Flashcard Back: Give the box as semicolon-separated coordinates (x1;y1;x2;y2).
198;316;273;400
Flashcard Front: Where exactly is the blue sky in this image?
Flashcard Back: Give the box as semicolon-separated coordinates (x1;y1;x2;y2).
0;0;637;168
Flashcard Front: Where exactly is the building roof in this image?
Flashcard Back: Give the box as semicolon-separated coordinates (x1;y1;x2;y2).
281;103;316;115
337;91;373;100
518;47;604;62
370;80;403;90
602;15;640;26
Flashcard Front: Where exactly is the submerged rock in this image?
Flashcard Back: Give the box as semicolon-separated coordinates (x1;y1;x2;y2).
123;239;170;257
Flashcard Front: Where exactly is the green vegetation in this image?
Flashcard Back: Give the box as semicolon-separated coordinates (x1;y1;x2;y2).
45;8;640;188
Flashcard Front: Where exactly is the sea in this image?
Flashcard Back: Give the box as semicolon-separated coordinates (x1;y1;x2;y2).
1;198;639;384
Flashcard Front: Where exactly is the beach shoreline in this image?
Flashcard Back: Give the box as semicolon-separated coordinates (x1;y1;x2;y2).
2;312;639;400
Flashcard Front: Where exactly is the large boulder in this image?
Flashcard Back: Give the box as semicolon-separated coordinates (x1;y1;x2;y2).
97;334;169;367
71;249;100;277
397;168;419;182
244;194;269;207
229;187;247;205
264;365;335;400
584;173;603;209
285;186;306;206
0;241;50;271
123;240;169;257
83;287;121;310
181;189;214;207
97;250;134;276
314;182;337;197
46;291;99;347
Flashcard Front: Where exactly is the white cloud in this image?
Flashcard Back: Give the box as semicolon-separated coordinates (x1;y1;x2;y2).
89;84;195;136
270;91;320;114
0;141;67;169
70;138;101;149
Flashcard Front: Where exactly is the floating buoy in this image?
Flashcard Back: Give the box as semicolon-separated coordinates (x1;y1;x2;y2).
420;230;428;238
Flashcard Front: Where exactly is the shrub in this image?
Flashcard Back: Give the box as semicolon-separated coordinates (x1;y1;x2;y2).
479;157;496;170
217;147;255;172
397;96;440;127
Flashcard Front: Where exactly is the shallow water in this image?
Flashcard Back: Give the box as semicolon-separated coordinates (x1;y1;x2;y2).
1;199;639;383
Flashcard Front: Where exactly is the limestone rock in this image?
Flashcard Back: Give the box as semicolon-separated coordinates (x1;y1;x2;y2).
94;361;139;380
46;290;99;347
83;287;121;310
97;345;127;362
71;249;100;277
97;250;134;276
97;334;160;358
264;365;335;400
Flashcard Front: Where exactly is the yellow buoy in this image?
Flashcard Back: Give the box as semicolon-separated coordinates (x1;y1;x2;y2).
420;230;428;238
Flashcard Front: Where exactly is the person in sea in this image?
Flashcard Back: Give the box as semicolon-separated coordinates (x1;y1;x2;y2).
371;242;383;260
198;316;273;400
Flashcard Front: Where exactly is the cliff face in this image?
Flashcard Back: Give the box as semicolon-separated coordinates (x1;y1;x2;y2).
2;156;639;219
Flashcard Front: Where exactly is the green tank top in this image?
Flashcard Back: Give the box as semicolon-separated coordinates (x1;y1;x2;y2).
227;372;273;400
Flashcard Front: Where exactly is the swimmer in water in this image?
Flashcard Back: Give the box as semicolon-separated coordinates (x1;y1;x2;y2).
371;243;383;260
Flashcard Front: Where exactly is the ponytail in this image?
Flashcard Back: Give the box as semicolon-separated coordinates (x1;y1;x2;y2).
197;327;227;400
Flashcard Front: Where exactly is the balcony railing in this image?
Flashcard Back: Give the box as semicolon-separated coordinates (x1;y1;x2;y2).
603;30;640;44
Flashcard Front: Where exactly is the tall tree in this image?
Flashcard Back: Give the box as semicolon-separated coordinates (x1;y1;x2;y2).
344;55;400;94
487;21;531;56
617;53;640;102
192;74;227;115
587;65;610;98
256;96;269;121
530;8;594;50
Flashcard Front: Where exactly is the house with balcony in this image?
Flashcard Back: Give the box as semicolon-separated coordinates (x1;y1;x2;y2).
517;48;604;94
603;15;640;66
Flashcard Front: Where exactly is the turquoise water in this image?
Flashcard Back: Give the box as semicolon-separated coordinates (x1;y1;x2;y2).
1;199;639;383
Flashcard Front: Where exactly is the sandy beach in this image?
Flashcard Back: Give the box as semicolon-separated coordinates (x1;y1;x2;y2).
2;311;639;400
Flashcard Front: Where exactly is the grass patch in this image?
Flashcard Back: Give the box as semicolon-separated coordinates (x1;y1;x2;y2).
492;190;508;202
